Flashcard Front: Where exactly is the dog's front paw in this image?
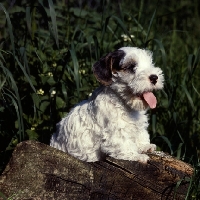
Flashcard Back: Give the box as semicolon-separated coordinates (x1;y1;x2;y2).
140;143;156;153
134;154;149;163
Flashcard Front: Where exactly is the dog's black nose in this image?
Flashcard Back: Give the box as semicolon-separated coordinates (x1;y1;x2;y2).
149;74;158;85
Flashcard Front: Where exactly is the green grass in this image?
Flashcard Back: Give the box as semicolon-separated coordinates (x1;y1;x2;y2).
0;0;200;198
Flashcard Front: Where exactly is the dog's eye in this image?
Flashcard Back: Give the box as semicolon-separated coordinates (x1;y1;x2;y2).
124;63;136;73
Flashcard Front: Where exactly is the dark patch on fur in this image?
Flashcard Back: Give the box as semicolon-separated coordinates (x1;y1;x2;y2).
122;62;137;73
92;49;125;85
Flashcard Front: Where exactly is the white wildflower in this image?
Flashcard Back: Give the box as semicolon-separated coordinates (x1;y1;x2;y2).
37;89;44;95
48;72;53;77
121;34;135;41
51;90;56;97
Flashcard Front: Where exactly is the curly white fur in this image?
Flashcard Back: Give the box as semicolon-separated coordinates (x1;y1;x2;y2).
50;47;164;163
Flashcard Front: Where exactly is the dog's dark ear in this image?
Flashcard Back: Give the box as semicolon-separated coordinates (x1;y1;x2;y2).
92;49;125;85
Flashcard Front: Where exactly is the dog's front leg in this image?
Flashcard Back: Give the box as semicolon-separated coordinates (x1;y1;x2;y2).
105;142;150;163
136;130;156;153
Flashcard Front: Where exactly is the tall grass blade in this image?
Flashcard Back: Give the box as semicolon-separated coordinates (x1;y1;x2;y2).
191;47;200;74
182;85;195;110
4;92;22;141
20;47;30;75
153;39;167;71
101;16;110;45
0;3;15;56
187;54;193;74
192;82;200;97
100;0;106;27
15;56;36;92
185;176;194;200
160;136;173;155
0;77;6;90
176;143;183;159
173;179;185;199
145;8;157;43
152;114;156;135
34;48;44;64
25;6;32;38
0;63;24;141
138;0;144;21
48;0;59;48
93;35;100;60
61;82;68;102
132;17;147;38
176;130;186;159
0;51;6;62
69;43;80;98
111;16;135;45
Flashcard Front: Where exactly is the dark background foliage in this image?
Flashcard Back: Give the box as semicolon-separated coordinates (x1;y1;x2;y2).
0;0;200;197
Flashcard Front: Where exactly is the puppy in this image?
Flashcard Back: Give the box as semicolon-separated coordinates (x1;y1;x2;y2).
50;47;164;163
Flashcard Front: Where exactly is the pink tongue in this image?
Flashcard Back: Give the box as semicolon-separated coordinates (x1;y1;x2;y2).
143;92;157;109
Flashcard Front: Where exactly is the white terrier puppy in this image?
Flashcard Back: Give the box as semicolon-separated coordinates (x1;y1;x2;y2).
50;47;164;163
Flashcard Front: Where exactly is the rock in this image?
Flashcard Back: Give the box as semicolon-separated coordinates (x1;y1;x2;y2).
0;140;193;200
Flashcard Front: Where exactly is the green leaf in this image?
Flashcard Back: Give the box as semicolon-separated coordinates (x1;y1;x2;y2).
56;96;65;109
70;8;88;17
47;76;56;86
40;101;50;113
26;129;39;140
31;93;40;110
6;137;18;151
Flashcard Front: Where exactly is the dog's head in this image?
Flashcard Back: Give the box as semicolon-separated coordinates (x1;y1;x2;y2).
92;47;164;111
